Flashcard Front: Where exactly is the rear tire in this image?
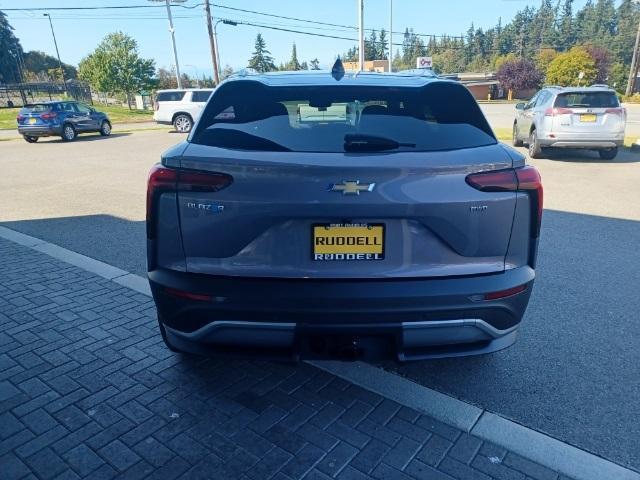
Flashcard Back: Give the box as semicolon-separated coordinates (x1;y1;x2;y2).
173;114;192;133
598;147;618;160
528;130;543;159
23;135;38;143
99;120;112;136
61;123;76;142
512;123;523;147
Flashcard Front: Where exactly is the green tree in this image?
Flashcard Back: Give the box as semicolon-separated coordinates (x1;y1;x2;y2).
365;29;378;60
378;29;388;60
0;10;23;83
79;32;155;109
535;49;558;76
608;62;628;93
285;43;302;70
546;46;597;86
23;51;77;81
558;0;575;50
248;33;276;72
309;58;321;70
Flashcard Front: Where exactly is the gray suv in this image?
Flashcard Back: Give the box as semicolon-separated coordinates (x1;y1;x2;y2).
147;69;542;361
513;85;626;160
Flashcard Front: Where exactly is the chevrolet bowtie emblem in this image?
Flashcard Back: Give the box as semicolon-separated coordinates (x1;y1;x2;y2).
330;180;376;195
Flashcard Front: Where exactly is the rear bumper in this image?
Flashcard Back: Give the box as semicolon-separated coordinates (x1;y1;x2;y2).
17;125;61;137
538;132;624;149
149;266;535;361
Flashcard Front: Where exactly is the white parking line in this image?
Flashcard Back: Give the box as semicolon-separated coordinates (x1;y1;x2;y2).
0;225;638;480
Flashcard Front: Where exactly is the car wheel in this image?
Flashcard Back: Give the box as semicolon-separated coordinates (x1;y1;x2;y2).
23;135;38;143
598;147;618;160
61;123;77;142
99;120;112;136
512;123;523;147
528;130;542;159
173;114;192;133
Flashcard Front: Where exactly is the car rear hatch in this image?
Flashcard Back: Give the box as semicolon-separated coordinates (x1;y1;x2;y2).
17;104;56;127
549;90;625;135
170;80;522;279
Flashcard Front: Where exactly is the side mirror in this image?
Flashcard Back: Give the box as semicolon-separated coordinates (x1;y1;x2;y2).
515;102;525;110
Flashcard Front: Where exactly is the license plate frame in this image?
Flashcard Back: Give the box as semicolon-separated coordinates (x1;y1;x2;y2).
579;113;597;123
312;223;385;261
28;117;37;125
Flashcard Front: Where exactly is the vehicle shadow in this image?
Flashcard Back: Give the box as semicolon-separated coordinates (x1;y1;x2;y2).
39;132;132;143
539;147;639;164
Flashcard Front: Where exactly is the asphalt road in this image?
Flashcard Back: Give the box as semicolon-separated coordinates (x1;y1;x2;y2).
1;129;640;471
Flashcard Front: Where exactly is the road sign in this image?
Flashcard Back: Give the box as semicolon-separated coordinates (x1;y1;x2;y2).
578;71;585;80
416;56;433;69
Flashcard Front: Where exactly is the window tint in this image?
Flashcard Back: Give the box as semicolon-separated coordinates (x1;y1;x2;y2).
23;104;51;113
156;91;185;102
75;103;91;114
191;90;213;102
524;92;539;109
554;92;619;108
60;103;77;113
191;82;496;153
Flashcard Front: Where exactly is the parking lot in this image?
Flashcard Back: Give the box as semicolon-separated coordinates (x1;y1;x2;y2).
1;107;639;478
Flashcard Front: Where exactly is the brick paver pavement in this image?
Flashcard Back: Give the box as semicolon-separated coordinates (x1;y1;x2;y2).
0;237;571;480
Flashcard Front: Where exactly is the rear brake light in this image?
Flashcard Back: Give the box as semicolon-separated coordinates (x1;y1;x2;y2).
146;164;233;239
544;107;573;116
16;115;24;122
484;284;527;300
164;287;212;302
40;111;57;120
466;166;543;238
604;108;624;116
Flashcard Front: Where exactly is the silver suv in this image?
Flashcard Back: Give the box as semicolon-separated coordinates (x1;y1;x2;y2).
147;69;542;362
513;86;626;160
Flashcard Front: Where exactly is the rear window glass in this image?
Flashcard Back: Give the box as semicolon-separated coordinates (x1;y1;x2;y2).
156;91;185;102
191;90;213;102
191;82;496;153
554;92;619;108
23;104;52;113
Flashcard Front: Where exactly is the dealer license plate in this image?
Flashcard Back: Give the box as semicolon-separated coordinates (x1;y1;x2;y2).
312;223;384;261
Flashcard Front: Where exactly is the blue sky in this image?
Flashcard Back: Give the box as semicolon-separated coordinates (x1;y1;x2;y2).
3;0;591;75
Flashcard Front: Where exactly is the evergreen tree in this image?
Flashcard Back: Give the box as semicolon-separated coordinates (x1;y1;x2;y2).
285;42;302;70
365;29;378;60
248;33;276;73
310;58;321;70
559;0;574;50
378;29;388;60
0;11;24;83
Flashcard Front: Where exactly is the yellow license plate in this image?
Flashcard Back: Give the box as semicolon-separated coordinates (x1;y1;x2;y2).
580;114;597;122
313;224;384;261
28;118;37;124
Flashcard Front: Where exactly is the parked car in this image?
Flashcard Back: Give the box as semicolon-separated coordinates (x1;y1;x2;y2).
153;89;214;132
16;101;111;143
147;68;542;361
513;85;626;159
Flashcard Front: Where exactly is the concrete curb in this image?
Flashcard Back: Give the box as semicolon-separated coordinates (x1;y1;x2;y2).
310;360;482;432
1;225;638;480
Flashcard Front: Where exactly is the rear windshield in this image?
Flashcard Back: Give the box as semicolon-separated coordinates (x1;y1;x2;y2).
22;104;52;113
191;81;496;153
554;92;619;108
156;91;185;102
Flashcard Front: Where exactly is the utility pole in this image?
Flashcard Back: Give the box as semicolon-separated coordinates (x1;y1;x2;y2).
204;0;220;85
388;0;393;72
626;18;640;97
358;0;364;71
43;14;68;94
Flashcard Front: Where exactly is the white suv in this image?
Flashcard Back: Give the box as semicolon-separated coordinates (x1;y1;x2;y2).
513;86;626;160
153;89;214;132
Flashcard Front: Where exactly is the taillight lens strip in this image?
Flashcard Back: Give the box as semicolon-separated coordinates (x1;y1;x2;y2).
465;166;543;238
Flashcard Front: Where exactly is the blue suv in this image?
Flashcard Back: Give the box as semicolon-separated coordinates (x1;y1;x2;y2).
17;101;111;143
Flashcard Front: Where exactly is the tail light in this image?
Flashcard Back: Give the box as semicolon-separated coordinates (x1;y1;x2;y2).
16;115;25;122
604;107;624;116
146;164;233;239
544;107;573;116
40;111;57;121
466;166;543;238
